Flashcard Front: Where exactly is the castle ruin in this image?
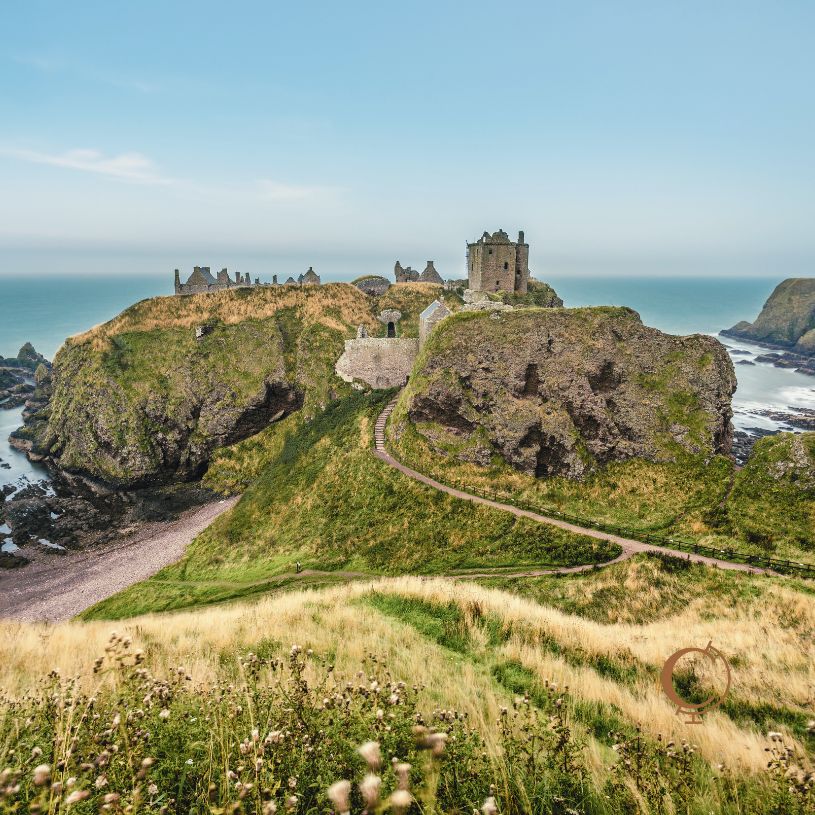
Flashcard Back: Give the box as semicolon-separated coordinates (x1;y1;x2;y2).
394;260;444;285
174;266;321;295
466;229;529;294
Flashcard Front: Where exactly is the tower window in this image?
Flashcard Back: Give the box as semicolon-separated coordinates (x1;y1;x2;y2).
503;262;509;270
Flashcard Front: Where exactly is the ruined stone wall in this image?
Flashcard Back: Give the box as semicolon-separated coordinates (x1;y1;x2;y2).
514;242;529;294
335;338;419;389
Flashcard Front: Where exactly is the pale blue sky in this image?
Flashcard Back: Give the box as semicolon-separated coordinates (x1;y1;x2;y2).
1;1;814;278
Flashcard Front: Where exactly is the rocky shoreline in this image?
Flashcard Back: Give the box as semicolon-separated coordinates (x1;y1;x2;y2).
0;466;222;570
719;330;815;376
1;341;226;570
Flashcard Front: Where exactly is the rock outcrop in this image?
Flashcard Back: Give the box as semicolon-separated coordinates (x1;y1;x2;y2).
722;278;815;374
396;307;735;479
0;344;49;409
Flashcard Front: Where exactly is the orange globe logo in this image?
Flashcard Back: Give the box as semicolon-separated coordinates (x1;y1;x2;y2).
660;641;731;724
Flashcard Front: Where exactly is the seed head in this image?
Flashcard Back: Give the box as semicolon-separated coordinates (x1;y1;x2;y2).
390;789;412;814
327;779;351;815
482;796;499;815
32;765;50;786
359;774;381;809
358;741;381;770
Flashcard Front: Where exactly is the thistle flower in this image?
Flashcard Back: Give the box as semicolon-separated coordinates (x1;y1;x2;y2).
32;764;50;786
358;741;381;769
359;773;381;809
327;780;351;815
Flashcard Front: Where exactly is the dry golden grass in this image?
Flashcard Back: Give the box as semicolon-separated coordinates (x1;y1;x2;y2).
2;576;810;774
68;284;380;352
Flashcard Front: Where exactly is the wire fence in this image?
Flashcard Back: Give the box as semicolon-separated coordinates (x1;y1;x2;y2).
448;479;815;579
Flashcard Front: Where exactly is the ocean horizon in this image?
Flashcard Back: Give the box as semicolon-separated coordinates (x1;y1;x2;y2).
0;271;790;360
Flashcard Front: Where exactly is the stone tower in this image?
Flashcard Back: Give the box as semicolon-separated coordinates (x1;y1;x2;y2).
466;229;530;294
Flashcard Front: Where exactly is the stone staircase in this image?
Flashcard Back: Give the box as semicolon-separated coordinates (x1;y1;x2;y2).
374;397;399;451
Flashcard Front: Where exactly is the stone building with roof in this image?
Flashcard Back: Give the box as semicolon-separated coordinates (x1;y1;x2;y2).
419;299;451;347
466;229;530;294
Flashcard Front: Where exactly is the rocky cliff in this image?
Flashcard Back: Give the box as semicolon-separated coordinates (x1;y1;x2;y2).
393;307;735;479
723;278;815;364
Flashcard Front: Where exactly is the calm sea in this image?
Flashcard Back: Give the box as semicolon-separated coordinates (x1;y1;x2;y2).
1;273;813;498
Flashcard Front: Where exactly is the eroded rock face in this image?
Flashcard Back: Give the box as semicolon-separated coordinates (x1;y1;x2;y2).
21;320;309;488
399;307;736;479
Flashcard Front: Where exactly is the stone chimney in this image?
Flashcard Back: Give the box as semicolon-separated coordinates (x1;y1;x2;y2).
518;230;525;245
174;269;181;293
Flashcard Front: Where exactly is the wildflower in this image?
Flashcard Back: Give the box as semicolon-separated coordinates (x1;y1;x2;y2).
358;741;381;770
263;803;278;815
32;765;50;786
31;746;43;759
95;775;108;789
768;731;783;742
103;793;120;804
482;796;498;815
327;779;351;815
148;783;159;796
286;795;298;810
65;790;90;805
159;709;170;720
390;789;412;814
288;776;297;789
142;758;154;769
376;708;384;721
186;759;193;765
359;774;381;809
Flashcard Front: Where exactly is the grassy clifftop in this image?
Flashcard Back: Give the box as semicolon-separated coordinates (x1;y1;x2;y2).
23;284;460;487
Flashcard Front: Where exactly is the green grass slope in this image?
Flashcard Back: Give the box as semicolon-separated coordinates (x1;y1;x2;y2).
390;417;815;564
83;392;616;618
